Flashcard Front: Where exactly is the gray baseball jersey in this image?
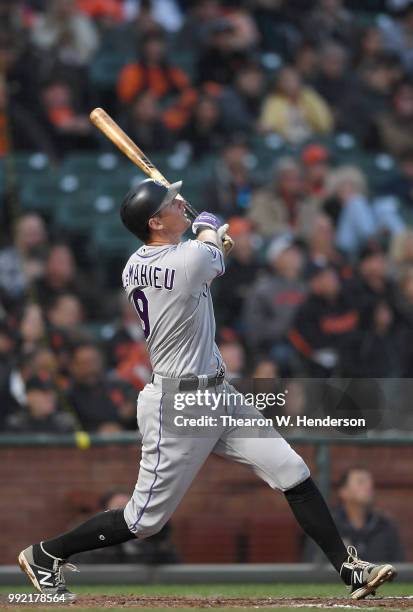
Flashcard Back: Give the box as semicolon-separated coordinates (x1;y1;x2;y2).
122;240;225;378
122;237;310;537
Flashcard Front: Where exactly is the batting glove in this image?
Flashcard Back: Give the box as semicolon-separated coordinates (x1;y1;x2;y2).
192;211;221;235
217;224;234;255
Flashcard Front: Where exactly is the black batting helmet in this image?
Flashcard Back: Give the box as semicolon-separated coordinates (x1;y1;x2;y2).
120;178;182;241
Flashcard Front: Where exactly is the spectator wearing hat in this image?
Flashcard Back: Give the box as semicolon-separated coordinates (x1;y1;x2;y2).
288;261;359;377
4;374;76;434
243;235;306;365
214;217;262;331
259;66;333;145
249;157;319;239
301;144;332;205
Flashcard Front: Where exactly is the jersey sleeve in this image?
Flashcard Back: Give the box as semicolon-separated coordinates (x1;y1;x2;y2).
182;240;225;286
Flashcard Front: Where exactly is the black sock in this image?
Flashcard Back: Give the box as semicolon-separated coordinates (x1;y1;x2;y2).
34;509;135;564
284;477;348;578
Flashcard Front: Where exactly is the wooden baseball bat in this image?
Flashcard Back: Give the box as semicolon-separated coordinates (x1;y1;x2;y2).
89;108;233;249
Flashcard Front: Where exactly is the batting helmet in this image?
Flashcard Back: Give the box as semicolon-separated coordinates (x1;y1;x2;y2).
120;178;182;241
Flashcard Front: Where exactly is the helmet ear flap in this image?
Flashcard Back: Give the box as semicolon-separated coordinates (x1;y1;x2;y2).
120;179;168;241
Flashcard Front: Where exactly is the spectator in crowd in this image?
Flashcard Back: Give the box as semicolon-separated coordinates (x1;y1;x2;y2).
259;66;333;144
214;217;261;331
123;0;184;34
301;143;332;205
379;149;413;218
120;91;173;153
390;229;413;272
203;137;257;217
117;31;196;132
197;18;246;86
180;94;226;159
46;293;84;336
66;342;135;432
371;80;413;159
249;157;318;238
304;0;354;47
4;374;76;434
0;74;55;158
0;351;39;425
72;489;180;564
34;244;102;320
351;242;398;329
305;214;352;278
243;235;306;366
39;80;95;157
304;467;405;563
177;0;222;52
218;339;246;379
0;214;48;307
379;3;413;74
340;55;402;144
394;266;413;377
323;167;378;256
30;0;99;67
353;26;385;71
0;322;19;428
288;261;359;377
311;41;351;124
294;43;320;82
19;304;46;354
354;299;403;378
219;60;265;135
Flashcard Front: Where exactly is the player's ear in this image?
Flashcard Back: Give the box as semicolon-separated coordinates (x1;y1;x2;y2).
148;216;163;232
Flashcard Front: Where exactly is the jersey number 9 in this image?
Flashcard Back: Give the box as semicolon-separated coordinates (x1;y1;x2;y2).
132;289;150;339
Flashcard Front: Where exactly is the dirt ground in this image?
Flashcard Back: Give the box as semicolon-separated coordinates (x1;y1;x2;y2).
2;595;413;609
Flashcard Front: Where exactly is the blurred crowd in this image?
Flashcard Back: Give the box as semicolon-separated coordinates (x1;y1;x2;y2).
3;0;413;434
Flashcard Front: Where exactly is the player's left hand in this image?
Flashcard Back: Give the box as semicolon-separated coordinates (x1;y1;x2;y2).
192;212;221;235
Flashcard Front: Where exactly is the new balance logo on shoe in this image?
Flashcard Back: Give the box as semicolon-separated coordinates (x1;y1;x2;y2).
38;570;53;587
353;570;364;585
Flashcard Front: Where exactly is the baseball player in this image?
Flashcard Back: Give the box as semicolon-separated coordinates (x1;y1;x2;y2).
18;179;396;601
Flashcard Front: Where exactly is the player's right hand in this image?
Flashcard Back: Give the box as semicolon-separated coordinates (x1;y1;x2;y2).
217;224;235;255
192;211;221;235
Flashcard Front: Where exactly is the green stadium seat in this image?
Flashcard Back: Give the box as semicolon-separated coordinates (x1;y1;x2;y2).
13;152;53;178
89;50;130;88
92;215;140;259
62;153;123;177
19;173;61;216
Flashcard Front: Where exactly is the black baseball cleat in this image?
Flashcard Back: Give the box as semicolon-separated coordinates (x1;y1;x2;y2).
340;546;396;600
18;544;78;603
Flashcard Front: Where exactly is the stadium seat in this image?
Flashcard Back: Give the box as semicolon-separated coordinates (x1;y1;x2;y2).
19;173;61;216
